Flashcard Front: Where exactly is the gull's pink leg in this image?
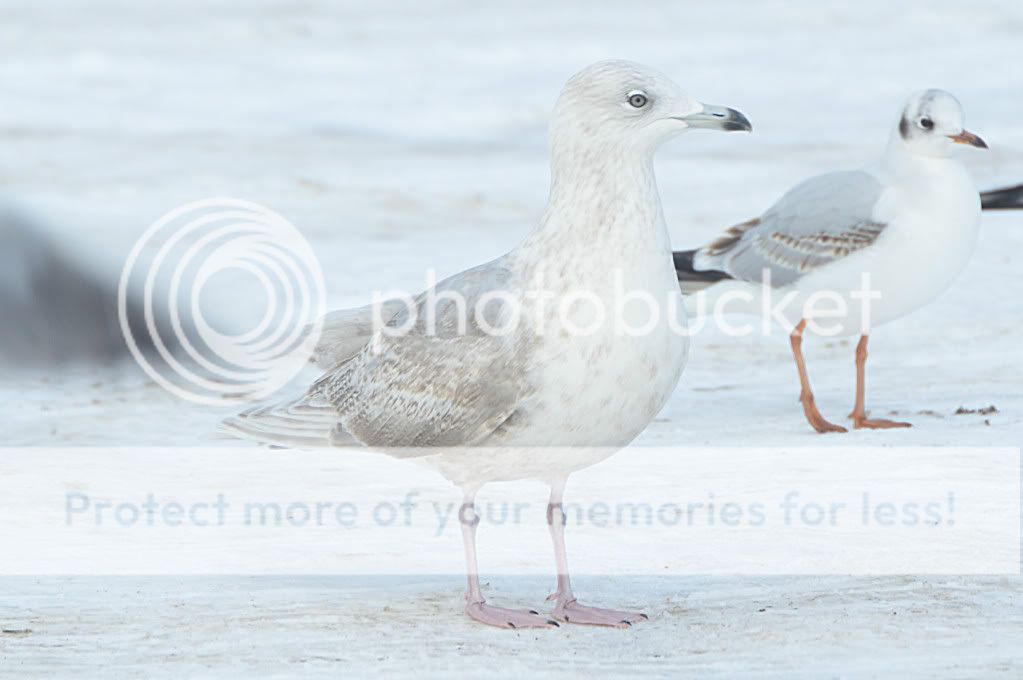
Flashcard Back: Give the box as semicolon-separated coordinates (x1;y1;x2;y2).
546;480;648;627
460;491;559;629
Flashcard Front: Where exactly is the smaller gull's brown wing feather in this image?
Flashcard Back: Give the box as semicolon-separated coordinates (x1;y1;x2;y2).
693;170;888;287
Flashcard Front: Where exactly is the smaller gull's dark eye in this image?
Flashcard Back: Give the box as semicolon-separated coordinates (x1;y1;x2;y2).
628;91;648;108
918;117;934;130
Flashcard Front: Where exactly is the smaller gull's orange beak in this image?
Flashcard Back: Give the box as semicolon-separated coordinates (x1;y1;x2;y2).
947;129;988;149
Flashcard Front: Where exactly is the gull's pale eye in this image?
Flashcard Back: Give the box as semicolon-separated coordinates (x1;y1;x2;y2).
627;91;649;108
918;117;934;130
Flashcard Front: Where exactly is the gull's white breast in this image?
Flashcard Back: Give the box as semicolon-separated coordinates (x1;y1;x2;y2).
427;239;689;487
484;212;689;453
522;266;685;446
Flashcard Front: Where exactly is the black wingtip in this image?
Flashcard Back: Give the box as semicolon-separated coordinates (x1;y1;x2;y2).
673;249;732;284
981;183;1023;211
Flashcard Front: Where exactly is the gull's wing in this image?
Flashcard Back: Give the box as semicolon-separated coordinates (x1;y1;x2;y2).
324;259;526;447
224;258;529;448
304;300;408;370
695;171;887;287
317;332;526;447
304;259;513;369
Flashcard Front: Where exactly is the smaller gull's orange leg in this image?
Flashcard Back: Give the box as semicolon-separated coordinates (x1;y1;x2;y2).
849;335;912;430
790;319;847;434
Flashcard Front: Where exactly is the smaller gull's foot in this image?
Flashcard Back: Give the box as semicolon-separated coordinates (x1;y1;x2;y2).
853;417;912;430
800;395;847;434
465;601;560;629
549;597;648;628
805;410;848;434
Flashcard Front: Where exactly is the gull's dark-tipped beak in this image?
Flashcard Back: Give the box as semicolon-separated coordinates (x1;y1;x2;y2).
677;104;752;133
948;129;988;149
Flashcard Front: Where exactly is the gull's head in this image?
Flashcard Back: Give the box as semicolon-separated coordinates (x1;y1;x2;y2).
897;89;987;156
550;60;751;156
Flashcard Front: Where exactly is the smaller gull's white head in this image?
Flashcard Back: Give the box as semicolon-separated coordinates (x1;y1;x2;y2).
549;60;751;158
896;89;987;157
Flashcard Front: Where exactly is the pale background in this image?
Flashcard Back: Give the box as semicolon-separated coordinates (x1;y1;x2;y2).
1;0;1021;676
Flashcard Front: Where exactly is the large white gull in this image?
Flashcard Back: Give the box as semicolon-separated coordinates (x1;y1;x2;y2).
223;60;750;628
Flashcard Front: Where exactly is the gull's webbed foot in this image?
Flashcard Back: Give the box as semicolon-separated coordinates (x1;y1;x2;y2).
852;416;912;430
548;596;648;628
465;600;560;629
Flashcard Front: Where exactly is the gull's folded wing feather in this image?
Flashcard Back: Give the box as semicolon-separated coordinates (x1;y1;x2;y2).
224;258;529;448
303;259;514;369
695;171;887;287
319;333;526;447
304;299;408;370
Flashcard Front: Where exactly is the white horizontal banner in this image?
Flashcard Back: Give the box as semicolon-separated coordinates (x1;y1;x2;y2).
0;447;1018;575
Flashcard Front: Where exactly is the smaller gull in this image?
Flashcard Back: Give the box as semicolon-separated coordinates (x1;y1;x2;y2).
675;89;987;433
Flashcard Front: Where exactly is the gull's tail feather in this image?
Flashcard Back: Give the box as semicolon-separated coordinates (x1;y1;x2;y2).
981;183;1023;211
219;391;353;449
673;249;733;294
